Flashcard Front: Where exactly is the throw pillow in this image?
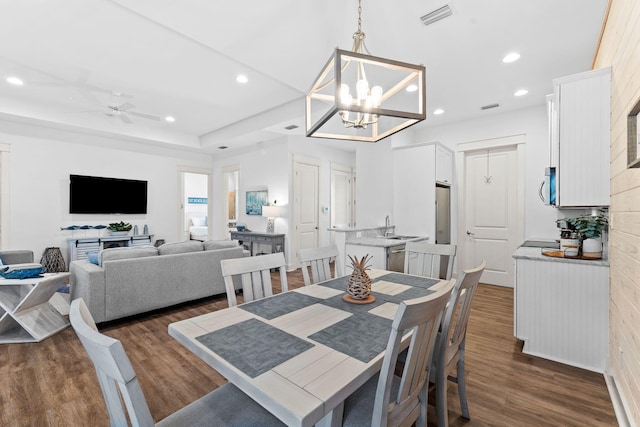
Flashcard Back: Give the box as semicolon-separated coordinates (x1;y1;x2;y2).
86;251;99;265
191;216;206;226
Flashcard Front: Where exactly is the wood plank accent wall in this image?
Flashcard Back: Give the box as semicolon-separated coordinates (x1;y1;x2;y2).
593;0;640;424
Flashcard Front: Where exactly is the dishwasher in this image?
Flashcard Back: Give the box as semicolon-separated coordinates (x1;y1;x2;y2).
387;244;406;272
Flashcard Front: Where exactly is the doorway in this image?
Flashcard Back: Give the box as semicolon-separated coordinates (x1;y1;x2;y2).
458;135;524;287
223;165;239;233
178;167;212;242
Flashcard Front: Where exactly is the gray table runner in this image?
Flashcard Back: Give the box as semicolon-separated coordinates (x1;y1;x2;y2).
196;318;314;378
240;292;323;320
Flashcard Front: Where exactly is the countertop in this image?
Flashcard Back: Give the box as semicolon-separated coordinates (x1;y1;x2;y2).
346;236;428;248
513;246;609;267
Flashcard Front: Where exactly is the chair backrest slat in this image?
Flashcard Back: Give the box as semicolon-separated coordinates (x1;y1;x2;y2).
437;261;486;366
221;252;287;306
404;242;457;280
298;245;340;286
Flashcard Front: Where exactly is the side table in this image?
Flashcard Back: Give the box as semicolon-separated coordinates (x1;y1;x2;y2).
229;231;285;257
0;273;71;343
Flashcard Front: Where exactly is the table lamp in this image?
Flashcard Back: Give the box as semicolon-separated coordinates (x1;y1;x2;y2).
262;205;280;233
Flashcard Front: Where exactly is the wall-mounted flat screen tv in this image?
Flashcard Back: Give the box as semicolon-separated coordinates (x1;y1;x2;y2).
69;174;148;214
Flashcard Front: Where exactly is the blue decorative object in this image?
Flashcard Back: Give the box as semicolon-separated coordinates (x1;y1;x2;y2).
143;224;148;234
188;197;208;204
0;265;45;279
86;251;99;265
60;225;108;230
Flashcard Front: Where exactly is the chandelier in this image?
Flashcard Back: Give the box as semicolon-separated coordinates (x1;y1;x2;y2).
306;0;426;142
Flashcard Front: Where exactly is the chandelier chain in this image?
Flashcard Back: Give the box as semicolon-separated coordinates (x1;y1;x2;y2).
357;0;362;33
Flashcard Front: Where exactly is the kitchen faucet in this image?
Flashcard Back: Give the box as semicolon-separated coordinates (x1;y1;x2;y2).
384;215;392;237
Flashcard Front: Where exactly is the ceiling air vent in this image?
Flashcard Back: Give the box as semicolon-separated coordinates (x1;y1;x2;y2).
284;124;298;130
481;103;500;110
420;4;453;27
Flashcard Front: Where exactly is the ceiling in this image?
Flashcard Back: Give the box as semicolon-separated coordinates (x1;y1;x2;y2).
0;0;608;155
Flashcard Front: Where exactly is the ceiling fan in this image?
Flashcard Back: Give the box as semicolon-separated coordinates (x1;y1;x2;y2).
105;100;161;124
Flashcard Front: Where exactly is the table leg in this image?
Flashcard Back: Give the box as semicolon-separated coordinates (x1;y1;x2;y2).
315;402;344;427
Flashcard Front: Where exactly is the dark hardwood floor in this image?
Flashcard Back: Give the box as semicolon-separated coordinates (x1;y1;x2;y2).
0;269;617;426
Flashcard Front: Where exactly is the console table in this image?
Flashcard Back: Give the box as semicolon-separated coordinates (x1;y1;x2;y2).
229;231;285;257
0;273;70;343
67;234;154;264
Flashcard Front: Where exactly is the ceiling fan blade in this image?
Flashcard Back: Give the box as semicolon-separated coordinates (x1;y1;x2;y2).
116;102;136;112
119;113;133;124
129;111;161;121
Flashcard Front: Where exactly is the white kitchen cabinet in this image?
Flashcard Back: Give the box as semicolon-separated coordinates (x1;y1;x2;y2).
513;247;609;372
550;67;611;207
435;145;454;185
392;142;453;238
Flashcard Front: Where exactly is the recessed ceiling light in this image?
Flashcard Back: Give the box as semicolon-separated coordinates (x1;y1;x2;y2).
236;74;248;84
165;116;176;123
502;52;520;63
514;89;528;97
406;84;418;93
6;76;24;86
433;108;444;115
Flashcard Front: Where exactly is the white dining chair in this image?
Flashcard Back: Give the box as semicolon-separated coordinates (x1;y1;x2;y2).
404;241;457;280
432;260;486;427
69;298;285;427
341;278;456;427
297;245;341;286
220;252;288;307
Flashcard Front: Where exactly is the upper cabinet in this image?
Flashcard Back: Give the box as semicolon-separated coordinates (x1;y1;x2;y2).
392;142;454;237
549;67;611;207
435;145;454;185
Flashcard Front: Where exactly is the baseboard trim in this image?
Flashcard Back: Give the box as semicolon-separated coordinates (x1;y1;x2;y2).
605;373;635;427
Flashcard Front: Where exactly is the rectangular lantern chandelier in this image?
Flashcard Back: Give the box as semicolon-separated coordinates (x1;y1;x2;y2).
306;0;426;142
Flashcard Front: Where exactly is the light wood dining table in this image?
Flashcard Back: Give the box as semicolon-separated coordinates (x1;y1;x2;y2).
168;269;449;427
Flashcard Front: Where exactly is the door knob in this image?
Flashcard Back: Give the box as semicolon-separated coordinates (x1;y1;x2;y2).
466;230;475;235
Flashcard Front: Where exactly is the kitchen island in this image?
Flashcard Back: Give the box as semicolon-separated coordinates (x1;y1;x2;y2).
513;246;609;372
331;226;427;273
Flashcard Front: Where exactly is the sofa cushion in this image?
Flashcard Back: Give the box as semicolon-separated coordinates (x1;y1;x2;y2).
99;246;158;266
204;240;238;251
157;240;204;255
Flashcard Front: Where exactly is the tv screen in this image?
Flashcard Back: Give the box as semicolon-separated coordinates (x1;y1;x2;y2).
69;175;148;214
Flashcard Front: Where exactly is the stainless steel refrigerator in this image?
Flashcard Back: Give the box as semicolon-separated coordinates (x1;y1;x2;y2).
435;185;451;244
435;185;451;278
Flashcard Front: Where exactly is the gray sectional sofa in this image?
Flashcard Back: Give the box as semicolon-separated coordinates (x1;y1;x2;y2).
70;240;246;323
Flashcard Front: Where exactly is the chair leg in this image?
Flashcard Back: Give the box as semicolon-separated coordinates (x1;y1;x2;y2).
457;349;470;419
436;369;449;427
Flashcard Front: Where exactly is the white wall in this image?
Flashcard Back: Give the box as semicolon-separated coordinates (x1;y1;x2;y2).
0;120;213;264
212;136;355;267
355;138;394;228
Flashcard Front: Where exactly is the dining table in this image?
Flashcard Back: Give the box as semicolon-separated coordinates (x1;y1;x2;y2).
168;269;449;427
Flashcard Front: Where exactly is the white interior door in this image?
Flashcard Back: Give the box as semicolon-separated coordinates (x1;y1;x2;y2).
293;157;319;265
330;163;355;232
460;138;524;287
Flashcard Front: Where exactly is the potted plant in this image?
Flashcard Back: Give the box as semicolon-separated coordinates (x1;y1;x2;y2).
565;208;608;258
107;221;132;236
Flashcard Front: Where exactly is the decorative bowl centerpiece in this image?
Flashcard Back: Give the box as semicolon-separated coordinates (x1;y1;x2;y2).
107;221;132;236
344;254;375;304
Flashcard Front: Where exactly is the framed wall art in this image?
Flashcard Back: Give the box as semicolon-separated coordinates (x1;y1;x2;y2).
628;97;640;168
246;190;268;215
